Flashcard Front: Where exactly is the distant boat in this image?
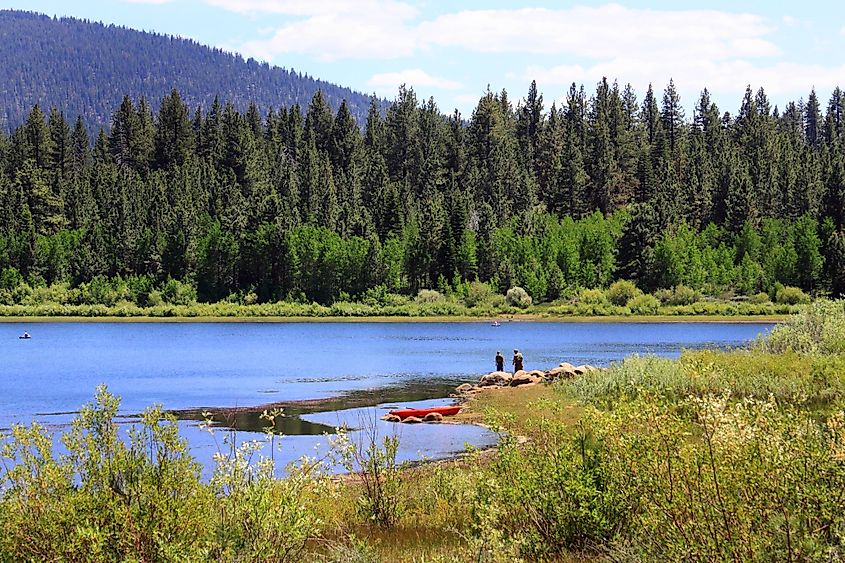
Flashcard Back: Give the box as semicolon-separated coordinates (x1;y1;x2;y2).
18;333;31;339
388;406;462;420
491;321;501;327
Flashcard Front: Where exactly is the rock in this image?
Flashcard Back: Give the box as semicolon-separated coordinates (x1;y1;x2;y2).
480;371;512;386
546;366;575;380
529;370;545;378
574;365;589;375
456;383;475;393
559;362;576;371
402;416;423;424
382;414;401;423
423;412;444;422
513;369;528;379
583;365;598;372
510;373;542;387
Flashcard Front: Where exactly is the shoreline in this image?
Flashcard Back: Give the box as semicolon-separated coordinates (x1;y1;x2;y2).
0;313;787;324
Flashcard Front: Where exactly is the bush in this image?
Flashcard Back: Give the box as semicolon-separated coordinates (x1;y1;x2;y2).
577;288;606;305
775;285;810;305
161;278;197;305
463;281;495;308
628;293;660;314
415;289;443;304
505;286;532;309
606;279;642;306
663;284;698;306
762;299;845;355
748;291;771;304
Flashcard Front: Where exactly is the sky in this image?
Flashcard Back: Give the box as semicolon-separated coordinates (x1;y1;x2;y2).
2;0;844;116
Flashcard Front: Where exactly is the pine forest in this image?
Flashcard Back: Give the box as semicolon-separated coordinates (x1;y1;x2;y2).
2;79;845;309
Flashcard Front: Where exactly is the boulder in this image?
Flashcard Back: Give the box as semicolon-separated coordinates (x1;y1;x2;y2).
480;371;512;386
456;383;475;393
546;366;575;380
529;370;545;378
382;414;402;423
513;369;528;379
559;362;576;371
402;416;423;424
423;412;444;422
510;373;542;387
573;365;588;375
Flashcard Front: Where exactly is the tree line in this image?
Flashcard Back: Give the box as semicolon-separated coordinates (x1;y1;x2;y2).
1;79;844;305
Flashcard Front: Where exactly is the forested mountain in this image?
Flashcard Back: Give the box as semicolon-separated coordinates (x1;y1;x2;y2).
1;78;845;306
0;10;379;132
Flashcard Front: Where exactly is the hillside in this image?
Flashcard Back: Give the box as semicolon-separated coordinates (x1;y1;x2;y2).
0;10;379;131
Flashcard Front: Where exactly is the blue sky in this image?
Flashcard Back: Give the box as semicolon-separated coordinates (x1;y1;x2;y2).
3;0;844;116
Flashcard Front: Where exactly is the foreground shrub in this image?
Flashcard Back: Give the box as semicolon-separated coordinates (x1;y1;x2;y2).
505;286;532;309
0;387;323;561
473;422;628;558
763;299;845;354
475;394;845;561
330;418;405;528
606;280;642;306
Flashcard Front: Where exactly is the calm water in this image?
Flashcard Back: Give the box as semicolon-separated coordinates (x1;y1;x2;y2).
0;321;773;473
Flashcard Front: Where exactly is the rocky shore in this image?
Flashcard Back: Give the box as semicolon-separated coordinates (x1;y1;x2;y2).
384;361;604;423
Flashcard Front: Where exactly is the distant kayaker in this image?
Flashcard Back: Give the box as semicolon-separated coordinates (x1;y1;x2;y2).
495;351;504;372
512;349;524;372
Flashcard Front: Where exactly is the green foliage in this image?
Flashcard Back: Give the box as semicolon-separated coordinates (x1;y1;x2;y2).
415;289;443;304
775;284;811;305
749;291;771;304
763;299;845;354
655;284;699;305
330;419;406;528
627;293;660;314
505;286;532;308
606;279;642;306
577;287;606;304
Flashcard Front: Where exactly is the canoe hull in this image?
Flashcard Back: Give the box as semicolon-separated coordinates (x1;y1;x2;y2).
388;406;461;419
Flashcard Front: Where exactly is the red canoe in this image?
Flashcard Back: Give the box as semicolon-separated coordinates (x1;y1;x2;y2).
388;405;462;419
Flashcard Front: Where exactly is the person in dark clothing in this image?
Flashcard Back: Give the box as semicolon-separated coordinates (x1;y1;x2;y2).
495;351;504;372
512;349;524;372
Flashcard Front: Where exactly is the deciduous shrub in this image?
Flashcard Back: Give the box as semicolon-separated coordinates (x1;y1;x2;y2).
775;284;810;305
505;286;532;308
749;291;772;304
577;287;606;305
627;293;660;315
463;281;495;308
415;289;443;304
606;279;642;306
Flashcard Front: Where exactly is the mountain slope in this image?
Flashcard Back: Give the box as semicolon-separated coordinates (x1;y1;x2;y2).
0;10;379;131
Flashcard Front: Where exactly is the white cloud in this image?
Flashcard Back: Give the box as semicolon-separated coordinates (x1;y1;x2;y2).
231;0;419;62
368;69;462;93
419;5;778;60
222;3;781;65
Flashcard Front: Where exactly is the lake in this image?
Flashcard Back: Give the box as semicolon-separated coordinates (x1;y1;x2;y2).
1;320;773;474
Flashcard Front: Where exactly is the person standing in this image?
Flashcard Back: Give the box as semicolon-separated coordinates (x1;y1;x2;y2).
495;351;504;372
512;349;524;372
